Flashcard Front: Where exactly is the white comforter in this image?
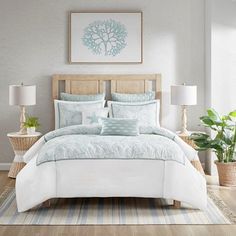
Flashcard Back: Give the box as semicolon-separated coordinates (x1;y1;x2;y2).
16;125;207;212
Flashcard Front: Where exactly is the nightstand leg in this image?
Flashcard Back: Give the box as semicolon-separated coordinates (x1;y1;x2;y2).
8;152;26;178
173;200;181;208
8;161;26;178
43;200;51;208
190;160;205;176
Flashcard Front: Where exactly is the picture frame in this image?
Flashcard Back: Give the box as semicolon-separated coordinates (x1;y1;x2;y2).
69;12;143;64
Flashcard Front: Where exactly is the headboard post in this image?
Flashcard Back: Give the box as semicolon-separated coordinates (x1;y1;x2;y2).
99;80;105;93
155;74;162;100
111;80;117;94
65;80;71;93
52;75;59;99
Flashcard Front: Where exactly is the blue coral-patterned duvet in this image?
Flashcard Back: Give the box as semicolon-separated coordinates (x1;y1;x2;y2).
36;125;186;166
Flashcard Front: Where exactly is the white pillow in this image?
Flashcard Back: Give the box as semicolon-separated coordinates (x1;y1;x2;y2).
82;108;109;125
108;100;160;127
54;100;105;129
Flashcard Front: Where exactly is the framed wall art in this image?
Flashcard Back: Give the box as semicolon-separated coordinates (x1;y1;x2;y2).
69;12;143;64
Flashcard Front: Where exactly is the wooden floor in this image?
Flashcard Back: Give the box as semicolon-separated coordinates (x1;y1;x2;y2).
0;171;236;236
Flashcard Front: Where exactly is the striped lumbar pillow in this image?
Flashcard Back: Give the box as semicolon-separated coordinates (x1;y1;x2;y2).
100;118;139;136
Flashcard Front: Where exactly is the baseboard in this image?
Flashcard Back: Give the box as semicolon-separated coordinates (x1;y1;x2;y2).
0;163;11;171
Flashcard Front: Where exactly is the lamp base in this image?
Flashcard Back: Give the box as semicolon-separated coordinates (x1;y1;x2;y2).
19;106;27;135
18;128;27;135
181;105;189;136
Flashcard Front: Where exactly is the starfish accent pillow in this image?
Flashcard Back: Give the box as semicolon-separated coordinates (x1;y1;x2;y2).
82;108;109;125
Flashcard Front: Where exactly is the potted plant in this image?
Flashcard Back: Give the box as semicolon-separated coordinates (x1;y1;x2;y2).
23;116;40;135
190;109;236;186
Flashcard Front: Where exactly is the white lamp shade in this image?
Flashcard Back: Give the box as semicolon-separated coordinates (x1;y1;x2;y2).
171;85;197;105
9;85;36;106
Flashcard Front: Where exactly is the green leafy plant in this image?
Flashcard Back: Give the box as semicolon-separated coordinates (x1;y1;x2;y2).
23;116;40;129
190;109;236;163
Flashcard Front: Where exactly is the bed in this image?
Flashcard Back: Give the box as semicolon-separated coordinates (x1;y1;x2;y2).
15;74;207;212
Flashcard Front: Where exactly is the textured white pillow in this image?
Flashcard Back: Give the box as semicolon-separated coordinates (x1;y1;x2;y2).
108;100;160;127
54;100;105;129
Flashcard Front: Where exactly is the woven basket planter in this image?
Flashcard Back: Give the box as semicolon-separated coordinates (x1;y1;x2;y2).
215;161;236;187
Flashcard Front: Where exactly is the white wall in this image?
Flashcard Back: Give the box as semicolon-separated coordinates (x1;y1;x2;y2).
0;0;205;165
205;0;236;174
211;0;236;114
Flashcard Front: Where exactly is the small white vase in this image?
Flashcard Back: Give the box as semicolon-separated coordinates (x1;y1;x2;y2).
27;127;36;135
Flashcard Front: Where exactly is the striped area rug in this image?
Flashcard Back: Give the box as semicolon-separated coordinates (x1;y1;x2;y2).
0;187;235;225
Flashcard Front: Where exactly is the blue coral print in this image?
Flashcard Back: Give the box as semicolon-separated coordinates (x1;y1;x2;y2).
82;19;128;56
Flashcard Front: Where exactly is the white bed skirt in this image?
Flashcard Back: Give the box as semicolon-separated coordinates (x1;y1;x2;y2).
16;157;207;212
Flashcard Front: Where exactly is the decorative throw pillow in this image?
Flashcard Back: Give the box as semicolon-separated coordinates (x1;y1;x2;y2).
100;118;139;136
82;108;109;125
108;100;160;127
111;91;155;102
61;92;105;102
54;100;105;129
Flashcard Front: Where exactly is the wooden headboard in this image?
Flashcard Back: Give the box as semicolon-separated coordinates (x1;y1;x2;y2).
52;74;161;100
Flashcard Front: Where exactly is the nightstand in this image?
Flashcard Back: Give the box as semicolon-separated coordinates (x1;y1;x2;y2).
177;131;205;176
7;132;41;178
177;131;198;148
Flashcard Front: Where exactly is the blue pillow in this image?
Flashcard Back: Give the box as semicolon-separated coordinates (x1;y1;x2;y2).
100;118;139;136
108;100;160;127
111;91;155;102
61;92;105;101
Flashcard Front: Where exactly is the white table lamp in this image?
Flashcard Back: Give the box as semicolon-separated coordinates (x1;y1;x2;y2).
9;83;36;134
171;84;197;135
